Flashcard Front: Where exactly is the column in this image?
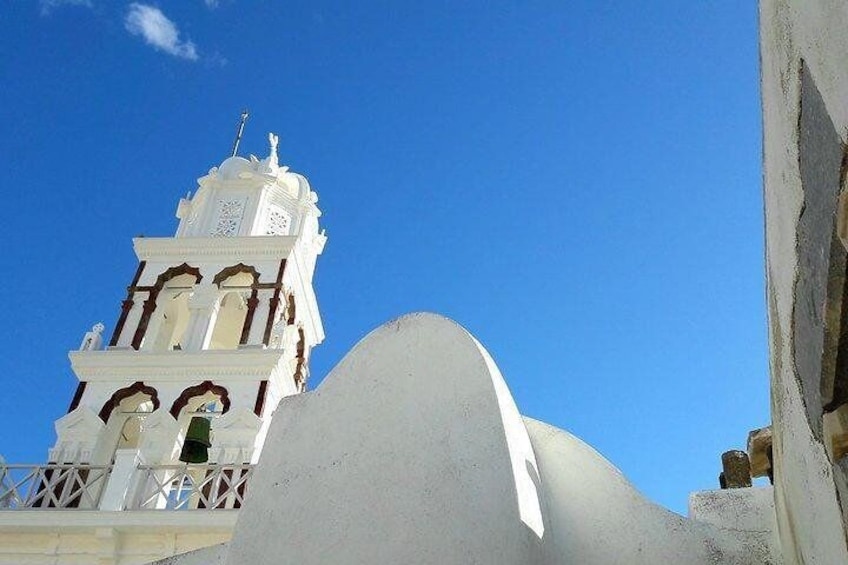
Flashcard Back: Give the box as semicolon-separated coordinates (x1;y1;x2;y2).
246;289;272;346
182;284;221;351
115;293;145;348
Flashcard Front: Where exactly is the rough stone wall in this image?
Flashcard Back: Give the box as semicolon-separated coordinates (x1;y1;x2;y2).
760;1;848;562
792;64;846;439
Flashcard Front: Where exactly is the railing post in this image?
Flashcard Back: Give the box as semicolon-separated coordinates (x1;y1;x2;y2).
98;450;144;511
0;458;11;509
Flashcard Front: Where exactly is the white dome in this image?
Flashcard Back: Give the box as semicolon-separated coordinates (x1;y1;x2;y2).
217;156;254;180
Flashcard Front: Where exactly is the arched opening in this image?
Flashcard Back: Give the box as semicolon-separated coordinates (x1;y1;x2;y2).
208;271;254;350
208;292;248;350
96;382;159;464
98;382;160;423
164;382;241;509
170;381;230;419
131;263;201;351
170;381;230;462
150;273;196;351
113;394;155;450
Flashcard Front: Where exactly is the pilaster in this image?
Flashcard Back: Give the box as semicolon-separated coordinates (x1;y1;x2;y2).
182;284;221;351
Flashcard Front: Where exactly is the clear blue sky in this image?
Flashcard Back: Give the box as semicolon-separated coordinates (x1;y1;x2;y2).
0;1;765;514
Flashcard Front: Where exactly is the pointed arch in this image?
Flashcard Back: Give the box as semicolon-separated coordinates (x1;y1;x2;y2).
170;381;231;418
98;381;160;422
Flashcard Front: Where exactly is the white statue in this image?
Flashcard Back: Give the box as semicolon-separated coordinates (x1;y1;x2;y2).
260;132;280;174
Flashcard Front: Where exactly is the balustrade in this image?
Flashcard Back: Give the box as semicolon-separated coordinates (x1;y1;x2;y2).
130;463;253;510
0;461;253;511
0;463;111;509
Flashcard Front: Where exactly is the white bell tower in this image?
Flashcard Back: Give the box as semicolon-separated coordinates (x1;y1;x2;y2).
63;130;326;468
0;128;327;564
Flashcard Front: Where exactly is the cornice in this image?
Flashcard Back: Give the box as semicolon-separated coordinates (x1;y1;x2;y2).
69;349;288;381
0;509;237;532
133;236;298;262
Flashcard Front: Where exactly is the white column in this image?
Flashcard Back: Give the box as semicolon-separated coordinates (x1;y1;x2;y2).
138;289;167;352
98;449;145;511
246;288;272;346
182;284;221;351
116;293;144;348
138;410;180;465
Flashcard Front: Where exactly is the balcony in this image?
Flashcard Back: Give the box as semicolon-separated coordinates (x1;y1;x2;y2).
0;464;110;509
0;461;253;512
130;463;253;510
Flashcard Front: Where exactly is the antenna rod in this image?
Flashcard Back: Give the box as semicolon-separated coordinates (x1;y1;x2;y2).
231;110;249;157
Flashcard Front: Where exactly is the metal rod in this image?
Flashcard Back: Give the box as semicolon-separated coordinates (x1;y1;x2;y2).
118;410;223;416
231;110;249;157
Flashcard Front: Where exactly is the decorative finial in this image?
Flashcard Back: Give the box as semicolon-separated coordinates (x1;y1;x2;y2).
231;110;249;157
79;322;105;351
258;132;281;174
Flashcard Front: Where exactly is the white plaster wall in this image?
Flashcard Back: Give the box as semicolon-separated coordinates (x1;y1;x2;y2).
689;487;777;534
0;528;231;565
152;543;228;565
525;418;780;564
223;313;546;565
159;313;781;565
760;1;848;562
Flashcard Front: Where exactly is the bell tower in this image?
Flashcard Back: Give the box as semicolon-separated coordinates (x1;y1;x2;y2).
0;128;327;564
63;130;326;468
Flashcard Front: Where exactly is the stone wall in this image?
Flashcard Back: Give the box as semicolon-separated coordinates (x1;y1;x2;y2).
760;1;848;562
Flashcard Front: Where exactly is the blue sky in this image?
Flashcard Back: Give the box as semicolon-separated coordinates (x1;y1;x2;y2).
0;1;764;514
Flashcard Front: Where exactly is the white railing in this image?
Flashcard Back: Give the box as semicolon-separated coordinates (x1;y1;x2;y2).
130;464;253;510
0;464;111;509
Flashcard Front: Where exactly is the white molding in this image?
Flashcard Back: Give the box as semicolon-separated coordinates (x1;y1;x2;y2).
54;407;104;438
69;349;288;381
0;509;237;531
133;236;297;262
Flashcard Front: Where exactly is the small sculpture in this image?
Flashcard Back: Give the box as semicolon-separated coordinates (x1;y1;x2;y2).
260;132;280;174
79;323;105;351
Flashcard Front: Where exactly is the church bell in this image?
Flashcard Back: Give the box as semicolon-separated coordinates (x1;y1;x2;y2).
179;416;212;464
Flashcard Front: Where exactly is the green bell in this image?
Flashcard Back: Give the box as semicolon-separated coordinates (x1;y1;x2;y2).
179;416;212;464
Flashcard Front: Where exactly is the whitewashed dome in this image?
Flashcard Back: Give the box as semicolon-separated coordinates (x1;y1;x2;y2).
217;156;255;180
